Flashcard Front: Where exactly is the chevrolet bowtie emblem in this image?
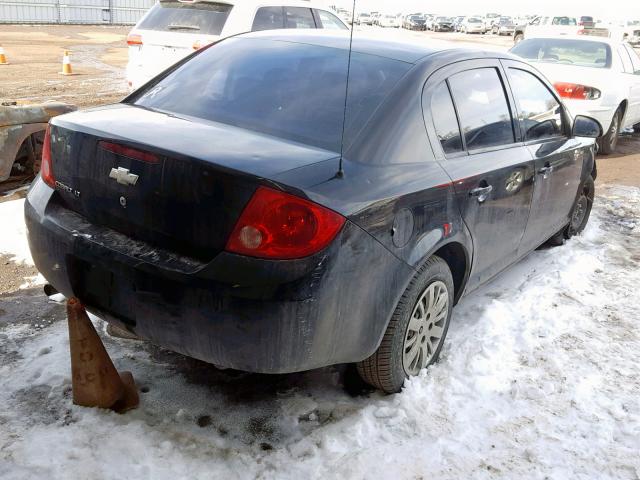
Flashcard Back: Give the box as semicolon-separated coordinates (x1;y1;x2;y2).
109;167;139;186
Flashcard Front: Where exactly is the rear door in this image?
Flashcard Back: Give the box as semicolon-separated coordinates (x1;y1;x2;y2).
502;60;586;253
424;60;535;290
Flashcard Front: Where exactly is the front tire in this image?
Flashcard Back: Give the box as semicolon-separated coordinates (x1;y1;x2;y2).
357;256;454;393
598;109;622;155
565;175;594;238
547;175;594;246
514;33;524;44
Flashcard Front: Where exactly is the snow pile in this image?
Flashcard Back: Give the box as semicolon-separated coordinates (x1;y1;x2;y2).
0;187;639;480
0;198;33;265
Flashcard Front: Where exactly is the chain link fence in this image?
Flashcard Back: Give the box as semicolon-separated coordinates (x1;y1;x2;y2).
0;0;153;25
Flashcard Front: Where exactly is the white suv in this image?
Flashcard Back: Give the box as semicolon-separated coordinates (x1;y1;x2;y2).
126;0;348;90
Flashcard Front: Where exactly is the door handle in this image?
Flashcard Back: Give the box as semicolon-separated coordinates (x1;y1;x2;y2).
469;185;493;203
538;165;554;177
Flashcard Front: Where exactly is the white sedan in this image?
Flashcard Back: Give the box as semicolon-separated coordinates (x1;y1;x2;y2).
510;35;640;154
125;0;347;90
378;14;399;28
461;17;486;34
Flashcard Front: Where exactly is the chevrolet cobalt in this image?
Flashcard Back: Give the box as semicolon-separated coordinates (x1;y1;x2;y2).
26;31;601;392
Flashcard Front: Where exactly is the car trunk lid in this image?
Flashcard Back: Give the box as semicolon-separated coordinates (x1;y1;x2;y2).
49;104;339;261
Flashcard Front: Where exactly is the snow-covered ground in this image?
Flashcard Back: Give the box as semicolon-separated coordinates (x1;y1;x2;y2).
0;187;639;480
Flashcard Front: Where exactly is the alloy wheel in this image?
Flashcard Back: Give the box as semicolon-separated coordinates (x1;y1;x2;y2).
570;194;589;233
402;281;449;375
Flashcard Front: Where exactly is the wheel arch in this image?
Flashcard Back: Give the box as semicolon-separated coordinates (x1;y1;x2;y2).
618;99;629;123
432;241;470;305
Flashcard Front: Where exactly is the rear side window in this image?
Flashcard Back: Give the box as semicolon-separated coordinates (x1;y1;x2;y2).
431;82;463;154
508;68;564;141
316;10;348;30
137;1;232;35
131;37;411;151
448;68;515;150
285;7;316;29
252;6;284;31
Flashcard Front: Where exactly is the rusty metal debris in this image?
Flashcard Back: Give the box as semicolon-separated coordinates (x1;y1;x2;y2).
0;101;76;184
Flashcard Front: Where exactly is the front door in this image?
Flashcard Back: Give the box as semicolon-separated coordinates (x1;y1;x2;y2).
501;61;586;253
424;61;535;291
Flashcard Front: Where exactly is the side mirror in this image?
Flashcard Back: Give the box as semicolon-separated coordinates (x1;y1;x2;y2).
572;115;603;138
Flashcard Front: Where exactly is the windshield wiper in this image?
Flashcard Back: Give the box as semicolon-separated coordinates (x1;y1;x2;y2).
168;24;200;31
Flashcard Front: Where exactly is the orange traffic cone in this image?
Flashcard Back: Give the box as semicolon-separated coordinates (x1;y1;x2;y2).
60;50;73;75
67;298;139;413
0;46;8;65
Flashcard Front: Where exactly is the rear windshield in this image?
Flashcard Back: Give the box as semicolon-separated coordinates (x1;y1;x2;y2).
137;1;232;35
129;37;411;151
511;38;611;68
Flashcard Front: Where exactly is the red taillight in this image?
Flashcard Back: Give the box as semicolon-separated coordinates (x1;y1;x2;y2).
98;141;159;163
40;125;55;188
226;186;346;259
553;82;601;100
127;33;143;46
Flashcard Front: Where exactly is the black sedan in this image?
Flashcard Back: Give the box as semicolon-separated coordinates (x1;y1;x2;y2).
433;16;455;32
404;14;426;30
26;31;601;393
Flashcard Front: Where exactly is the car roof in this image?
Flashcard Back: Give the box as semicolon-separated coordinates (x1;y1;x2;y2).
240;30;514;64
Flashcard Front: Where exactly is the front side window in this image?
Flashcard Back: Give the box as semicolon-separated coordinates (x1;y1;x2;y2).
285;7;316;29
448;68;515;150
431;82;463;154
316;10;348;30
508;68;564;141
252;6;284;31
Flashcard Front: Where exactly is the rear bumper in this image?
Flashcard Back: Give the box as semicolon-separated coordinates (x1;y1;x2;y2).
26;179;413;373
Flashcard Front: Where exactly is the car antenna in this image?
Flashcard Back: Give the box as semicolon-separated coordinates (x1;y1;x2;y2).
336;0;357;179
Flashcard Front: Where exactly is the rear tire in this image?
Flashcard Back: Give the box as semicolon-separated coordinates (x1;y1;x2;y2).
545;176;595;247
357;256;454;393
597;109;622;155
634;123;640;134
